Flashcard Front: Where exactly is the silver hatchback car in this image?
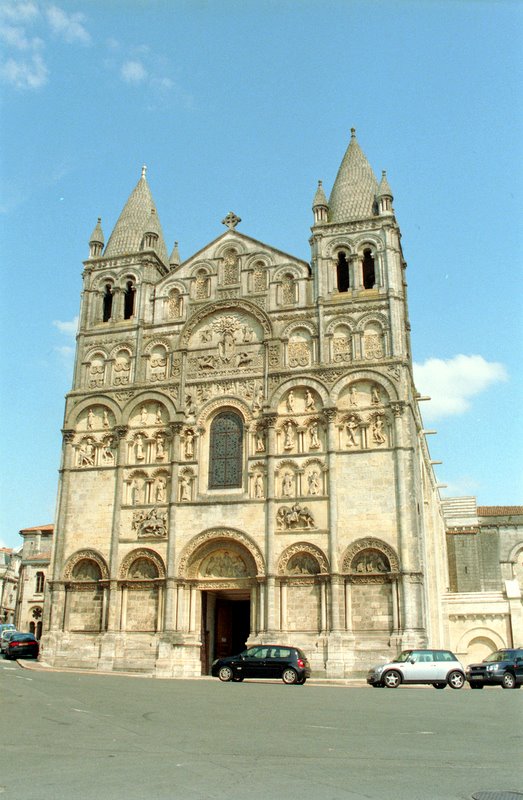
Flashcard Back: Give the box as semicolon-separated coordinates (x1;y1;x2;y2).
367;649;466;689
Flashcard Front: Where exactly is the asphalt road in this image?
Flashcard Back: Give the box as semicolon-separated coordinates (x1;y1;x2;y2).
1;660;522;800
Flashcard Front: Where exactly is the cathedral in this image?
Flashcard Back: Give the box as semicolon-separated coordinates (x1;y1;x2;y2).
42;130;450;677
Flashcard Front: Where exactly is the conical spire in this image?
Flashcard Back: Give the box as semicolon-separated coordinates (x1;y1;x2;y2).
169;241;180;268
328;129;379;222
378;170;393;198
312;180;328;209
88;217;104;258
104;166;169;264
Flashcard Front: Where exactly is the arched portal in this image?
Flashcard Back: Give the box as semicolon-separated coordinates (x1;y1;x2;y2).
179;530;264;674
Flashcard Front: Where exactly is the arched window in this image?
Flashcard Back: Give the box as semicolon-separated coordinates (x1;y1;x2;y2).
124;280;136;319
281;273;296;305
336;251;350;292
102;283;113;321
209;411;243;489
362;249;376;289
35;571;45;593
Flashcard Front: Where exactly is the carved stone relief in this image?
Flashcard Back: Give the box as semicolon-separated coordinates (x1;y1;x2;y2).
132;507;167;538
277;503;316;530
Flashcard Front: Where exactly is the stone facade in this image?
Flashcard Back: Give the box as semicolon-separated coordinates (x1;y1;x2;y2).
42;132;450;677
442;498;523;664
0;547;21;624
15;525;53;637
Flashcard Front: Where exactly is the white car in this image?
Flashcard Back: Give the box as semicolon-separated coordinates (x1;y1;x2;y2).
367;649;466;689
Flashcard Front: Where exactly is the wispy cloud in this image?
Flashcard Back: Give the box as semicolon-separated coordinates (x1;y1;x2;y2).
53;316;78;336
121;59;147;84
0;51;47;88
0;1;90;89
45;5;90;45
413;354;508;419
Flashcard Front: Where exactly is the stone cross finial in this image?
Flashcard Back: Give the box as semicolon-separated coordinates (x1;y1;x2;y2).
222;211;241;229
141;165;147;179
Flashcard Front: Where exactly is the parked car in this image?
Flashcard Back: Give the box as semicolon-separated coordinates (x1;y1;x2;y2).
4;633;39;660
212;645;311;684
0;628;19;654
367;649;466;689
466;649;523;689
0;623;16;636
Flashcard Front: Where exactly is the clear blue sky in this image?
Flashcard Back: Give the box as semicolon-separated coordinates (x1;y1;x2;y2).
1;0;522;549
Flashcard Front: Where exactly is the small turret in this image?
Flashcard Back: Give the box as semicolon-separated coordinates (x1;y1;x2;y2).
312;180;329;224
142;208;161;251
169;241;180;269
88;218;104;258
378;170;394;216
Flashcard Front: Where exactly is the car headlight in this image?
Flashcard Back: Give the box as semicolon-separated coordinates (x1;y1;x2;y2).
486;664;500;671
373;666;384;675
212;659;218;666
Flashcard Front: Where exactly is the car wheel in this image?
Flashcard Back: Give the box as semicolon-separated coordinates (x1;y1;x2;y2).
282;668;298;684
296;676;306;685
433;683;446;689
371;683;382;688
447;670;465;689
383;670;401;688
218;666;234;682
469;682;483;689
501;671;516;689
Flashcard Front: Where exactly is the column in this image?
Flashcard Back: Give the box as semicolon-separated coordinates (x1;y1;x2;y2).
263;414;278;633
106;426;128;632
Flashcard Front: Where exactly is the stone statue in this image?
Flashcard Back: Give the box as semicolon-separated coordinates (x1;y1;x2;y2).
308;470;320;495
156;432;165;460
286;390;295;413
185;429;194;459
349;386;357;407
135;434;145;461
79;438;95;466
372;415;386;444
180;474;191;501
155;476;167;503
277;503;316;530
282;472;294;497
254;473;264;498
305;389;315;411
309;421;320;449
283;420;294;449
103;410;110;429
371;385;381;405
156;405;162;424
346;416;359;447
87;408;94;430
102;436;114;464
140;405;148;425
256;428;265;452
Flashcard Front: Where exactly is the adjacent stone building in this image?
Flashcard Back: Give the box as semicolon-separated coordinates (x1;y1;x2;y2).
15;525;53;638
42;131;455;676
0;547;21;625
443;499;523;664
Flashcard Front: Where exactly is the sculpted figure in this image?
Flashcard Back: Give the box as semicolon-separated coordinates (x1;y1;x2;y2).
79;437;95;466
283;420;294;449
309;421;320;449
286;390;295;413
140;405;147;425
372;415;386;444
87;408;94;430
254;473;264;498
102;436;114;464
103;410;110;429
130;479;141;505
200;326;212;343
305;390;315;411
346;416;359;447
282;472;294;497
256;428;265;452
349;385;357;407
156;432;165;460
179;474;191;501
252;384;263;412
308;470;320;495
185;429;194;459
155;476;167;503
156;405;162;424
135;434;145;461
242;325;253;343
371;385;381;405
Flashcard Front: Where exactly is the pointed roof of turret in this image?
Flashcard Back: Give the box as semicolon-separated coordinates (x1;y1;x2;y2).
89;217;104;245
328;128;379;222
104;166;169;264
169;241;180;268
378;170;393;198
312;180;328;209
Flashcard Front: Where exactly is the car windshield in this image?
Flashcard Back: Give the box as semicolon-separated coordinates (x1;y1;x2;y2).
483;651;511;663
393;651;413;663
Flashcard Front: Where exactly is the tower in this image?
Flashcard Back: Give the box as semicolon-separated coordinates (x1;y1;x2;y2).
43;132;447;677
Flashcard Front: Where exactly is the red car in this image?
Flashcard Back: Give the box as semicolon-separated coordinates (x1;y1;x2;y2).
5;633;39;660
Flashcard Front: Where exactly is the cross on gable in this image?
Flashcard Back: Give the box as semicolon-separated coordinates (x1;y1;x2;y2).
222;211;241;230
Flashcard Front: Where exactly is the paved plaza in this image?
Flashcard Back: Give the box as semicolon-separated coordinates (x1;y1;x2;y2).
1;661;522;800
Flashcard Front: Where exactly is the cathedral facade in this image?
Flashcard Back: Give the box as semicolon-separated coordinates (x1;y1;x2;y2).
42;131;449;677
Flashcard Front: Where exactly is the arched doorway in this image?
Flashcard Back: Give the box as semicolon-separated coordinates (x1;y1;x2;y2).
179;530;264;674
